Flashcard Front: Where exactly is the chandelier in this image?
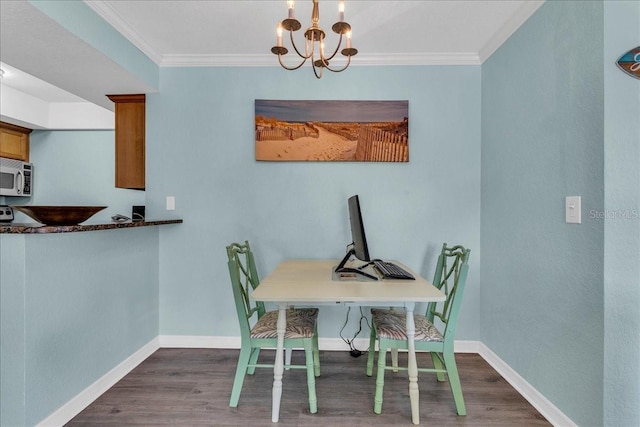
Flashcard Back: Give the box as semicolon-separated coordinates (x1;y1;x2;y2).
271;0;358;79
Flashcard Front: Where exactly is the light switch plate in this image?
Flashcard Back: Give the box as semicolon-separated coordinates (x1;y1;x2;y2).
166;196;175;211
566;196;581;224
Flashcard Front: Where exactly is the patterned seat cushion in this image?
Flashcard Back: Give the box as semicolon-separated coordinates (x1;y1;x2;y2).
251;308;319;339
371;308;444;342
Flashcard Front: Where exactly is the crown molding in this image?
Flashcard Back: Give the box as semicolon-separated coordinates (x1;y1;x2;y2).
159;52;482;67
84;0;164;65
352;53;482;66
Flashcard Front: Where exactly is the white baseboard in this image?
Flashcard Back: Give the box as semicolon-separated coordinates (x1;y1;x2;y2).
37;336;575;427
454;339;482;353
477;342;577;427
36;337;160;427
159;334;240;348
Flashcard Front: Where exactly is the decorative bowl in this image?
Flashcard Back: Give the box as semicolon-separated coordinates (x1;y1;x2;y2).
10;205;107;226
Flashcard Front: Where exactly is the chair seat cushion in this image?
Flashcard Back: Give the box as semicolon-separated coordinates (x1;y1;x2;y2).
251;308;319;339
371;308;444;342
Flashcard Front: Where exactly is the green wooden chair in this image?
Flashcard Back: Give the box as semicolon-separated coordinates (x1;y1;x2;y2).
226;241;320;413
366;243;471;416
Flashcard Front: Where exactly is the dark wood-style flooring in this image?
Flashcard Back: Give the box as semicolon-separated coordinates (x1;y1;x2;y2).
66;348;550;426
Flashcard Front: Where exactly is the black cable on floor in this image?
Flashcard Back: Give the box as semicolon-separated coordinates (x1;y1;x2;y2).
339;306;370;357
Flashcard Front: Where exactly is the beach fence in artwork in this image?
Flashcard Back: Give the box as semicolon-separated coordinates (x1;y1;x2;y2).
256;124;408;162
354;126;408;162
255;123;319;142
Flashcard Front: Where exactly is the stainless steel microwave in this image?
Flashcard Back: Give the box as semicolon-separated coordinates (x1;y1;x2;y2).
0;157;33;197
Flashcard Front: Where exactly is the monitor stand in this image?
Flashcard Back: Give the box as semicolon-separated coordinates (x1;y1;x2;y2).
335;248;354;272
334;249;378;281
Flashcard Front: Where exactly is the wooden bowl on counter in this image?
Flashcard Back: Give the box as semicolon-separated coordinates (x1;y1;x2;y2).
10;206;107;226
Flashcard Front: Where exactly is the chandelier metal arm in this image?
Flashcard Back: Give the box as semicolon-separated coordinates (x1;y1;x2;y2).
323;33;343;62
320;54;352;73
288;29;313;60
277;54;308;71
311;61;323;79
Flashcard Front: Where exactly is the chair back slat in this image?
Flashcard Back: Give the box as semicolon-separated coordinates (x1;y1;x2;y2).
427;243;471;340
226;241;265;339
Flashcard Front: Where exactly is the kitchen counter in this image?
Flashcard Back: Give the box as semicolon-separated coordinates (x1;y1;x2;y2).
0;219;182;234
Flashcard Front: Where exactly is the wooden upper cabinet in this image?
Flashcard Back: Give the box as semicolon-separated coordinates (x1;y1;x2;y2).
0;122;32;162
107;94;145;190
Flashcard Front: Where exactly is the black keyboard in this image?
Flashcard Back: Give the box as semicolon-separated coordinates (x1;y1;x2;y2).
373;260;415;280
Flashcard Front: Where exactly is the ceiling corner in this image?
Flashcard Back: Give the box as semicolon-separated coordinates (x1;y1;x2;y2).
477;0;545;63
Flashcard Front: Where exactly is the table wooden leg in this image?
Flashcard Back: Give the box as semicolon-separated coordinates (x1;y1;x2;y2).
405;302;420;424
271;303;287;422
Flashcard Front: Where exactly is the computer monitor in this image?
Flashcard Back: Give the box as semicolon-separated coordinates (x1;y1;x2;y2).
336;195;371;271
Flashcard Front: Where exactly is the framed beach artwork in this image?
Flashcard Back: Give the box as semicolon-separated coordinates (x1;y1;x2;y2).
255;100;409;162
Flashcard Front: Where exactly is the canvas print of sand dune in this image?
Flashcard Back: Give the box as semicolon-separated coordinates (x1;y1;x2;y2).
255;100;409;162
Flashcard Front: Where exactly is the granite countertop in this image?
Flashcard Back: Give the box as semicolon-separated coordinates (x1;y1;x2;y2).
0;219;183;234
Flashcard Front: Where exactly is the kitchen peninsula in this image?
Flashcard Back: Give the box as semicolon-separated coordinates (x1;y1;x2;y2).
0;218;182;425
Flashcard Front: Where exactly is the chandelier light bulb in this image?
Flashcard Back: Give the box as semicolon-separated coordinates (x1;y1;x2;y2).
287;0;295;18
277;24;283;46
339;1;345;21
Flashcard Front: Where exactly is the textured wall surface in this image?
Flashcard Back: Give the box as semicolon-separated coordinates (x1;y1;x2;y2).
481;1;605;425
603;2;640;426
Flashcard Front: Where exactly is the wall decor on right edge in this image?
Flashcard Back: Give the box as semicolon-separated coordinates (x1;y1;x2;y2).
616;46;640;79
255;99;409;162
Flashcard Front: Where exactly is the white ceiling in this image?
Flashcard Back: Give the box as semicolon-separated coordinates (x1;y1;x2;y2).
0;0;544;129
86;0;544;66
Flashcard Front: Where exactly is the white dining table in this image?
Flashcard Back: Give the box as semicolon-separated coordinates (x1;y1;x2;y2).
252;259;445;424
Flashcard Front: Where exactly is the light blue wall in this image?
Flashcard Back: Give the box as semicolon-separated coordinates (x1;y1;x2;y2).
0;235;26;427
481;1;605;425
25;230;159;425
146;66;482;340
0;229;160;426
603;2;640;426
